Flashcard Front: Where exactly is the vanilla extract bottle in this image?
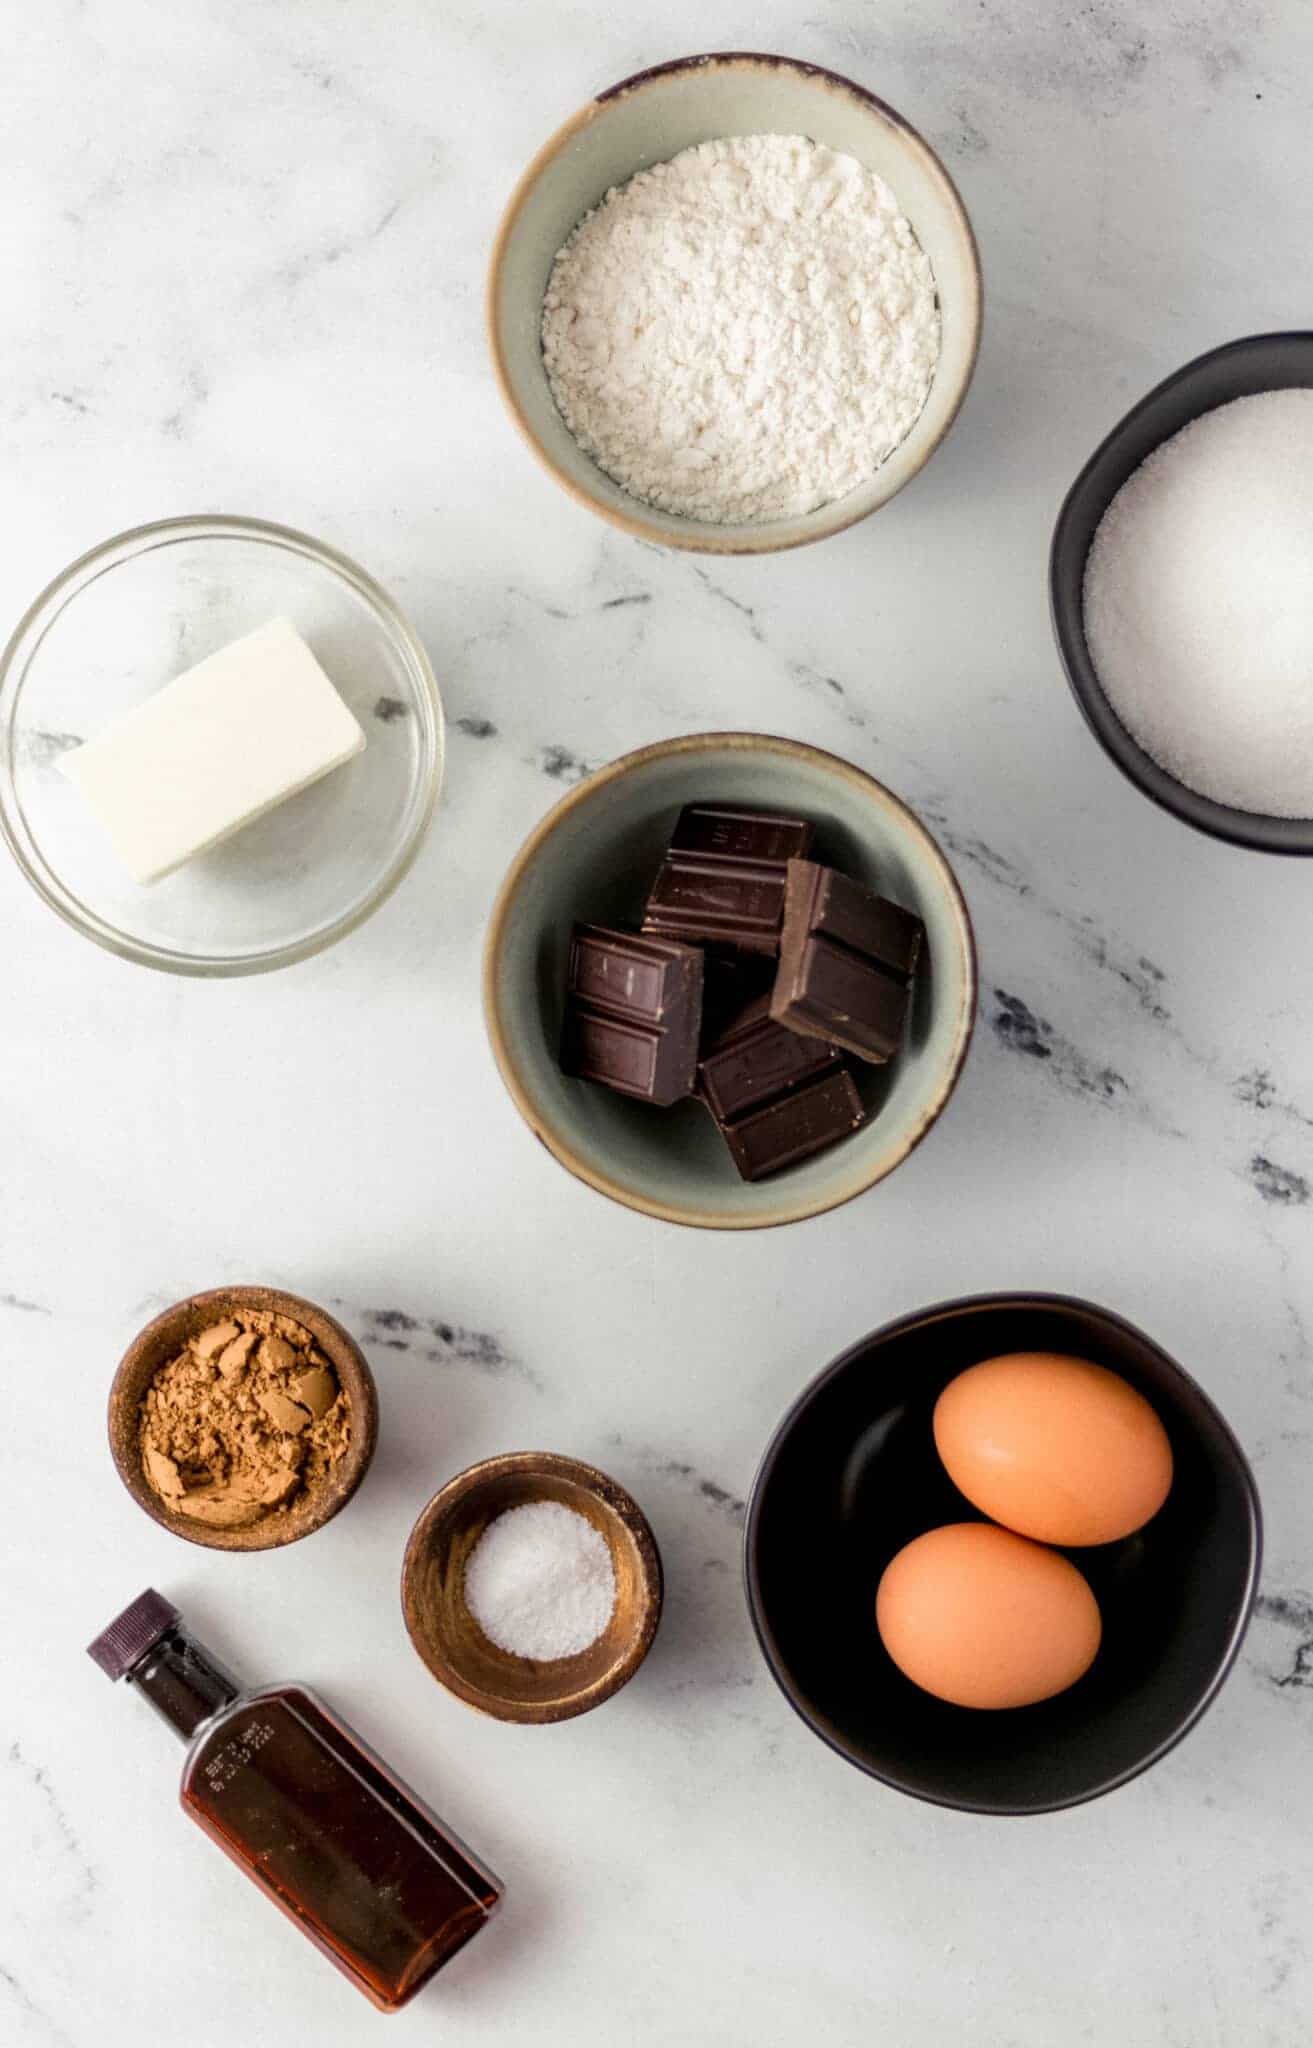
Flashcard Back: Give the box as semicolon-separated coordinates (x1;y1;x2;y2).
88;1590;501;2010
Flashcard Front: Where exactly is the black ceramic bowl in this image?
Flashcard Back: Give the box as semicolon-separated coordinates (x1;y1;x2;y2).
1050;332;1313;854
744;1293;1261;1814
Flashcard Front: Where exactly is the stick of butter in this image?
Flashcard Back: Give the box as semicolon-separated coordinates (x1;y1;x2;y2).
61;617;366;885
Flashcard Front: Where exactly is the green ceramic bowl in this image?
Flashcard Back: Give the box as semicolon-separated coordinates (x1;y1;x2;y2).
483;733;976;1229
487;53;982;556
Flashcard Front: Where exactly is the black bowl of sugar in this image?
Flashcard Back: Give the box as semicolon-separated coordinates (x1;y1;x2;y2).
1050;331;1313;853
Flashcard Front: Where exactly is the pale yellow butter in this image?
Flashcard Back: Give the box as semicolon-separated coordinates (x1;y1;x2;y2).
62;617;366;884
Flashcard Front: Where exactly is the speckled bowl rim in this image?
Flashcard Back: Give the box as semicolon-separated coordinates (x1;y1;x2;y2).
486;51;984;557
400;1450;665;1723
1050;332;1313;854
482;731;977;1229
0;513;445;975
744;1291;1264;1814
108;1284;379;1552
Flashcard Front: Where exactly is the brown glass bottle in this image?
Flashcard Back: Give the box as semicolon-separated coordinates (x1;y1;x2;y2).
88;1590;501;2011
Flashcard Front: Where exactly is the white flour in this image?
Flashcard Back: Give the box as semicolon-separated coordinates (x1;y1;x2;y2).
541;134;940;526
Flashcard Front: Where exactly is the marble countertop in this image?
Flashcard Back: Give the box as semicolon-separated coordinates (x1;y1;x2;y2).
4;3;1313;2043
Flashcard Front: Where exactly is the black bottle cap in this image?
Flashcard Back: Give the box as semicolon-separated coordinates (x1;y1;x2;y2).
87;1589;178;1680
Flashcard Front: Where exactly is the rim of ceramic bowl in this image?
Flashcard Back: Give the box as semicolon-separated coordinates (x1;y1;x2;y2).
743;1290;1264;1814
482;730;977;1229
107;1284;380;1553
0;513;445;974
1050;332;1313;855
486;51;984;557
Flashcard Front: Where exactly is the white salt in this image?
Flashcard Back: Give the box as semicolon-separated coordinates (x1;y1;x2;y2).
464;1500;616;1661
1083;389;1313;818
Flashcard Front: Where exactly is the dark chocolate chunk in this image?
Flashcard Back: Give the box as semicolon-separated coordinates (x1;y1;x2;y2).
719;1068;867;1182
771;861;924;1065
698;953;776;1047
698;989;842;1123
696;975;861;1180
642;803;815;956
561;924;703;1105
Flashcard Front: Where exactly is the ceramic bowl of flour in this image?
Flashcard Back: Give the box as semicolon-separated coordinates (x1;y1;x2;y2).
488;53;982;555
483;731;976;1230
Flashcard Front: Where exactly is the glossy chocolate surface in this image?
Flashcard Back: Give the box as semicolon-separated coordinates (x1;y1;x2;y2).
772;859;923;1063
718;1066;866;1181
561;923;704;1105
698;987;841;1124
642;803;815;954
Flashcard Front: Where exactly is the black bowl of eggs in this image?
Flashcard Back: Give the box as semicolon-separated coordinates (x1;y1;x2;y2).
744;1292;1261;1814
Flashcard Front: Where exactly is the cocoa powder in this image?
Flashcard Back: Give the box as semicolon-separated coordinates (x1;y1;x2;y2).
139;1308;351;1529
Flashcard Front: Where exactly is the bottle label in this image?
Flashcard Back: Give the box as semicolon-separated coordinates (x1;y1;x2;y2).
202;1718;276;1793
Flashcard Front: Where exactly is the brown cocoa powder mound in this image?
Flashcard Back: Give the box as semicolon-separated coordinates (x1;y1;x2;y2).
139;1308;351;1529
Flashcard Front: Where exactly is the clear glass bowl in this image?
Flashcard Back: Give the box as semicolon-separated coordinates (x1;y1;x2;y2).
0;516;443;974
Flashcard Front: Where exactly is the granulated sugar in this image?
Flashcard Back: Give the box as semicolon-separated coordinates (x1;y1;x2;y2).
541;134;940;525
464;1500;616;1660
1083;389;1313;817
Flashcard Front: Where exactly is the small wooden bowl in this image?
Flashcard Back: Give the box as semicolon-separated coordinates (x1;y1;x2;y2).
108;1285;379;1553
401;1452;663;1723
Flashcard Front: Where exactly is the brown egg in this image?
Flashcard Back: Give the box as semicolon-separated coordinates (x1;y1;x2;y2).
933;1351;1174;1547
875;1522;1102;1710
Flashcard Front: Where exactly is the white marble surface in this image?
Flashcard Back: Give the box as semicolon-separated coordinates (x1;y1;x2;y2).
4;3;1313;2042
